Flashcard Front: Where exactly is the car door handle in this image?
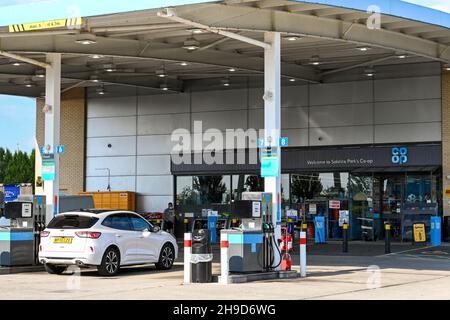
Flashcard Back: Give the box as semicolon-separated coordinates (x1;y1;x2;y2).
115;234;122;238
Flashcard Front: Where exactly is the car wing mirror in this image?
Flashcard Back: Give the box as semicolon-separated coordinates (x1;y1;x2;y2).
152;226;160;233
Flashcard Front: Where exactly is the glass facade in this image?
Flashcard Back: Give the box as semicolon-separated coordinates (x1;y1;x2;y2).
175;170;441;242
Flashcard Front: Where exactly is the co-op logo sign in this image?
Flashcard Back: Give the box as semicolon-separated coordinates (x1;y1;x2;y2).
391;147;408;164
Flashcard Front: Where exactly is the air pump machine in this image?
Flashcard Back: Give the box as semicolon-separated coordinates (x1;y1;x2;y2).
223;192;281;273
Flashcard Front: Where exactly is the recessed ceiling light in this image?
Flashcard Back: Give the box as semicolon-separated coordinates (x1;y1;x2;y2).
221;78;230;87
90;75;100;83
155;67;167;78
182;38;200;51
397;54;407;59
443;64;450;71
179;62;189;66
289;78;296;82
12;62;21;66
35;70;45;78
96;86;106;95
284;36;300;41
103;64;116;72
188;28;204;34
90;54;104;59
309;55;321;66
24;80;35;88
364;67;375;77
160;83;169;91
228;68;236;72
357;46;371;52
76;39;96;45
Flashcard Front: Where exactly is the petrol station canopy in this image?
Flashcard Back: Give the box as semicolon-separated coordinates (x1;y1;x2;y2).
0;0;448;97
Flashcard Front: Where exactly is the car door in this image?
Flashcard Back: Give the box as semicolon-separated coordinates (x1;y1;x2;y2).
102;213;137;264
128;214;160;262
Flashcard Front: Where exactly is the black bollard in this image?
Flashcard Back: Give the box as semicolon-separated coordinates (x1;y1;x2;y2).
385;223;391;254
343;223;348;253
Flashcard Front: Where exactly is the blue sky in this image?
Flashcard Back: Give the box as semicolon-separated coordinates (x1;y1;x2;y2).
0;0;448;153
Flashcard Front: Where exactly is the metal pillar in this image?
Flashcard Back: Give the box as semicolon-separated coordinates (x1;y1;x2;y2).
263;32;282;270
43;53;61;223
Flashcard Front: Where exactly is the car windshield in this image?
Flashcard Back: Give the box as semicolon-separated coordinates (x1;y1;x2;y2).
47;215;99;229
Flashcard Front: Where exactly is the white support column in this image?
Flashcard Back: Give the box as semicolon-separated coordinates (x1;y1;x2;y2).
43;53;61;223
264;32;282;270
219;231;229;285
184;232;192;284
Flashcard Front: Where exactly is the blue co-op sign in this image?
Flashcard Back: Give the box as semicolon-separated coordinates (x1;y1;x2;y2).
391;147;408;164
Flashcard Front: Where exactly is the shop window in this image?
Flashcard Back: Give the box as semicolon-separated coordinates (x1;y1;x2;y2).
406;174;433;205
177;175;231;205
232;174;264;201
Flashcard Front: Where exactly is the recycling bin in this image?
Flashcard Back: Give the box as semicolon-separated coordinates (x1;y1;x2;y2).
191;229;213;283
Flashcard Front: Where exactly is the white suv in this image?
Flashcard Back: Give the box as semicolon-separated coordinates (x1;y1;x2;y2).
39;210;178;276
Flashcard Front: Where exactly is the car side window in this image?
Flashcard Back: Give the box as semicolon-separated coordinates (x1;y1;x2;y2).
129;214;151;232
102;213;132;231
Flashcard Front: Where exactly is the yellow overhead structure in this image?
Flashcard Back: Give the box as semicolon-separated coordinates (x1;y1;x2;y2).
9;17;83;33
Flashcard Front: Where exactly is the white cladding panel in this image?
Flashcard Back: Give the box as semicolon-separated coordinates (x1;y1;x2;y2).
191;110;247;131
86;156;136;177
309;103;373;127
138;113;190;135
375;122;441;143
374;76;441;101
88;96;137;118
86;136;136;157
136;175;173;196
87;116;136;138
138;93;189;115
310;126;373;146
86;176;136;192
137;135;175;155
375;99;441;124
137;155;171;175
310;81;372;106
191;89;247;112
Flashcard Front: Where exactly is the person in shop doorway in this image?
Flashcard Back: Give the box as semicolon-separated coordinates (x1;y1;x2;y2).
163;202;175;234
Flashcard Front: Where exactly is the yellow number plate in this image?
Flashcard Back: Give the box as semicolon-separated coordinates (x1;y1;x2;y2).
53;237;73;244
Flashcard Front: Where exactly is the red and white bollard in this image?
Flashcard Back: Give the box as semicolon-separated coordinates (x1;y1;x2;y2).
184;232;192;284
299;231;307;278
219;231;229;285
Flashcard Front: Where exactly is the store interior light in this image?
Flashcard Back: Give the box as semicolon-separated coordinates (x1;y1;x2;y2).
289;78;296;82
444;64;450;71
90;54;104;59
12;62;21;66
396;53;407;59
75;39;96;45
179;62;189;66
228;68;236;72
160;83;169;91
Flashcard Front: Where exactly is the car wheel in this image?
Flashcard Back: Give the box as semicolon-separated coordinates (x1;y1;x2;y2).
155;243;175;270
44;263;67;275
97;247;121;276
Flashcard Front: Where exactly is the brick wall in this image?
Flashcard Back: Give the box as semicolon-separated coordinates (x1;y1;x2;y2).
442;70;450;217
36;87;86;195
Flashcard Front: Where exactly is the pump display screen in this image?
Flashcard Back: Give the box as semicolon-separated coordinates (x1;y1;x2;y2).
4;202;33;219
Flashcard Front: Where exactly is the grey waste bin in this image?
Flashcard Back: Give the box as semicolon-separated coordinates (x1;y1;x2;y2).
191;229;212;283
